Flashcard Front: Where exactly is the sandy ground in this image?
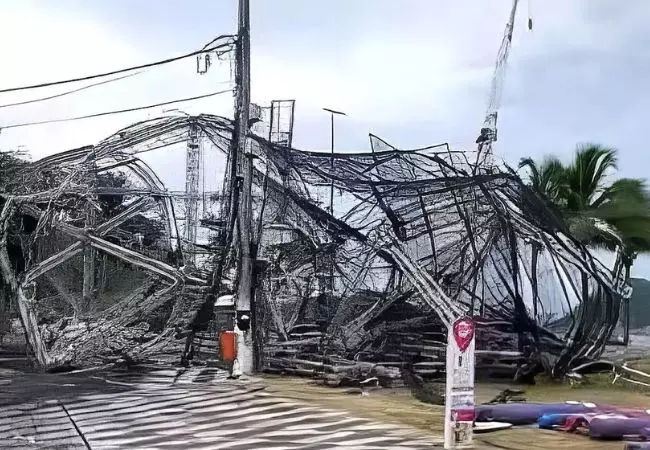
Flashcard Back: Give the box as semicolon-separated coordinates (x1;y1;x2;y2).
1;352;647;449
261;375;650;449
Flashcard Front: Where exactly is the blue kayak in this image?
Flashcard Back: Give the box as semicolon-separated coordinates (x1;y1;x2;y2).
538;412;581;429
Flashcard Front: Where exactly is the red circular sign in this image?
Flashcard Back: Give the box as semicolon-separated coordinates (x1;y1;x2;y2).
452;317;475;353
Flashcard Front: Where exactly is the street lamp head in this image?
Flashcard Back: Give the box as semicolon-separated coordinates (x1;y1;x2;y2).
322;107;347;116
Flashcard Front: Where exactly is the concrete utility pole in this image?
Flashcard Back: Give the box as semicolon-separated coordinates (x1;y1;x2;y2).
233;0;254;375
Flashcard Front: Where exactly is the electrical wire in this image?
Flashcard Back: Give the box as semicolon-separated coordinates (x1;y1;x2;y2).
0;89;233;131
0;71;144;109
0;35;236;95
202;35;234;52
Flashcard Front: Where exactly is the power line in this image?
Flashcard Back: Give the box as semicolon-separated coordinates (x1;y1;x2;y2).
0;72;144;109
202;36;230;51
0;89;233;131
0;35;236;95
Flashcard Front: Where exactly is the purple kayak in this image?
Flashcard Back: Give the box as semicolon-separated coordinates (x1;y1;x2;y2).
625;443;650;449
589;416;650;440
475;402;597;425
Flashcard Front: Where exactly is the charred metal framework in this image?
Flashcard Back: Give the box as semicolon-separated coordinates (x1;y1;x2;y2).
0;111;628;377
0;0;627;380
184;124;201;266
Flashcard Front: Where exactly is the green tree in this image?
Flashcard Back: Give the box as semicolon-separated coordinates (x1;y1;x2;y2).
518;143;650;279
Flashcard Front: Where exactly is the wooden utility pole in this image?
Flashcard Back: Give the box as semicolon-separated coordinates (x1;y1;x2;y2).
233;0;254;375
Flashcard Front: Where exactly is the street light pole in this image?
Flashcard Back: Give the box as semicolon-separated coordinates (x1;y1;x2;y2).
322;108;346;214
320;108;345;336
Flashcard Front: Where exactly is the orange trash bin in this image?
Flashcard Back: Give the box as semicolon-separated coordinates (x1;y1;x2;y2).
219;331;237;362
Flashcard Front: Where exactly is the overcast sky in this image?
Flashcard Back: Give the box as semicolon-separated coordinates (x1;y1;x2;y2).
1;0;650;276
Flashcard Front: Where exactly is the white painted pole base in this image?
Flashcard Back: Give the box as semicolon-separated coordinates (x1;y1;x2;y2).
232;324;253;376
444;317;476;448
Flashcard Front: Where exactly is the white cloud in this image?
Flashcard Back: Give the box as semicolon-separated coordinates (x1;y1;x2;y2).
0;0;530;157
0;3;141;155
0;2;234;159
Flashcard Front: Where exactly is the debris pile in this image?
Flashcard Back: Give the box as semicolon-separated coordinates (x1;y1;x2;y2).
0;115;628;379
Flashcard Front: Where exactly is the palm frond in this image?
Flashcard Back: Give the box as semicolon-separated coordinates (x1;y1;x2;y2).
567;215;622;250
593;178;650;210
518;155;565;204
564;143;618;210
518;157;540;186
520;146;650;262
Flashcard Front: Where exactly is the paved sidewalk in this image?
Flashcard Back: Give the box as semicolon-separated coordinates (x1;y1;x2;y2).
0;366;443;449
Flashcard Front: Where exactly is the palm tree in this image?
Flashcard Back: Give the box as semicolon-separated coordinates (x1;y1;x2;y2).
518;143;650;279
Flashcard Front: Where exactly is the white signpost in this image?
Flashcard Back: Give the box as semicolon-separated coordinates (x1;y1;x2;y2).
444;316;476;448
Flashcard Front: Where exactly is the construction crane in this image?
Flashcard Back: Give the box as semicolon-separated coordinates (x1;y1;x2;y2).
475;0;530;170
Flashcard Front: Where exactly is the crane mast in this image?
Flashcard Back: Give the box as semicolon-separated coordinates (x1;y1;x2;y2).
475;0;521;170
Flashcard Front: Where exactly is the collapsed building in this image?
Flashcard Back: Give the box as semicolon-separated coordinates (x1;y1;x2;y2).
0;104;629;381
